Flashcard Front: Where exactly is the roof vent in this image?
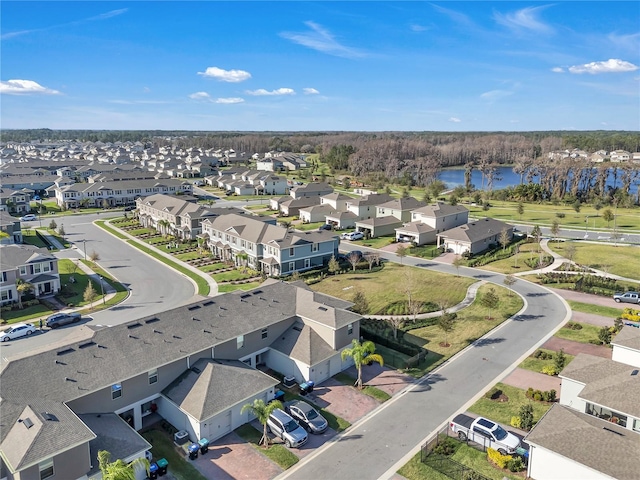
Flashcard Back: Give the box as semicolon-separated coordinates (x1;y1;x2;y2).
191;366;201;374
145;317;160;324
42;412;58;422
192;316;200;322
318;306;328;311
293;325;303;332
202;300;214;306
240;293;251;299
203;329;211;334
55;360;66;365
128;334;138;339
127;322;142;329
79;341;96;349
602;427;623;436
57;348;75;356
153;329;162;334
632;370;639;376
21;418;34;429
173;335;181;339
252;290;263;295
187;305;201;311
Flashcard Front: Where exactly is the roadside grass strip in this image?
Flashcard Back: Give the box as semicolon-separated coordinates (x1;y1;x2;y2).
554;321;608;344
234;424;299;469
567;300;623;318
333;372;391;402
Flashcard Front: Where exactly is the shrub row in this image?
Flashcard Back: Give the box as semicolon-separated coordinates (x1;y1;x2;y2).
526;387;556;402
621;308;640;323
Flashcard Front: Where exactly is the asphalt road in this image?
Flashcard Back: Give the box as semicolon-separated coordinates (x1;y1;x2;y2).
281;247;570;480
2;212;197;360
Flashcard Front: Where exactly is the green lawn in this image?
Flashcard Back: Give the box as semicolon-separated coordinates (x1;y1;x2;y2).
234;424;299;470
199;263;230;273
0;303;51;324
142;430;207;480
475;243;550;274
212;270;259;282
352;236;396;249
174;251;211;262
96;220;128;239
554;321;608;344
407;244;441;259
518;348;575;374
217;282;263;293
567;301;623;318
405;285;524;366
310;263;476;316
398;445;522;480
468;383;553;427
21;229;48;248
333;372;391;402
547;242;640;281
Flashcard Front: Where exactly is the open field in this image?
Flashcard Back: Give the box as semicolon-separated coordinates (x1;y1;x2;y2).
554;321;607;344
468;383;553;427
546;242;640;280
309;263;476;315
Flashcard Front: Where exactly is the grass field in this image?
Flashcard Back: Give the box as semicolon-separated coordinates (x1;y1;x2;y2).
546;242;640;280
310;263;476;315
404;284;524;364
518;348;575;374
217;281;263;293
234;424;299;470
475;242;549;274
567;301;624;318
468;383;553;427
333;372;391;402
554;321;607;344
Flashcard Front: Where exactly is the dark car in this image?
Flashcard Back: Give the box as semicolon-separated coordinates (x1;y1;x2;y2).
285;400;328;434
318;223;332;231
46;312;82;328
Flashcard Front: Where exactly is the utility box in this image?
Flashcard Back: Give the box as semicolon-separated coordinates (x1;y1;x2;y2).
174;430;189;445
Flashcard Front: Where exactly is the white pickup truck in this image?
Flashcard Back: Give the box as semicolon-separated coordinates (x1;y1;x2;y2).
449;414;521;455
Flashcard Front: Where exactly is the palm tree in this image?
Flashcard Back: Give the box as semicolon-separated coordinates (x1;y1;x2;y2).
340;339;384;389
156;219;170;237
98;450;149;480
16;279;34;309
240;398;283;448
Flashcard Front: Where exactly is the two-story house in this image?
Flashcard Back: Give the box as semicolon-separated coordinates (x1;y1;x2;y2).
202;213;339;276
0;189;31;215
355;197;426;238
436;217;513;255
0;244;61;305
524;325;640;480
0;281;361;480
325;193;393;230
0;211;23;244
395;203;469;246
289;182;333;200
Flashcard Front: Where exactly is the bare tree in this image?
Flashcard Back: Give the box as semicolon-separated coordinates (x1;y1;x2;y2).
347;251;361;271
503;275;517;296
396;244;407;264
89;251;100;263
499;227;510;251
364;252;380;271
452;255;465;276
564;243;577;266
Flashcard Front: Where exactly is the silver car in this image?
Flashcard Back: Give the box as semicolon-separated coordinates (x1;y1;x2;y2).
286;401;328;434
267;409;308;448
0;323;37;341
613;292;640;304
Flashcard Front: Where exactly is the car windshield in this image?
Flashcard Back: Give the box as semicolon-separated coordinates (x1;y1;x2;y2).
284;420;299;433
494;425;508;441
305;408;318;420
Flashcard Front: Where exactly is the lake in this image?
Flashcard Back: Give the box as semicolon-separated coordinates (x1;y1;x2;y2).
438;166;639;195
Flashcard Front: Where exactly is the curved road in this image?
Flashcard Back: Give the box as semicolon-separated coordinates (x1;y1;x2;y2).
281;246;570;480
2;213;197;360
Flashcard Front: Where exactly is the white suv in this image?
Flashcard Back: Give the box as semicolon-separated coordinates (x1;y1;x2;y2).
344;231;364;241
267;409;308;448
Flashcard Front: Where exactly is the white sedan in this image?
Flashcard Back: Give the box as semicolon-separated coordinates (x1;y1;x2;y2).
0;323;37;341
20;214;37;222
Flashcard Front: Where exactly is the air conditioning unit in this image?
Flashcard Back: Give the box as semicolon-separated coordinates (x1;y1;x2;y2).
282;375;296;388
174;430;189;445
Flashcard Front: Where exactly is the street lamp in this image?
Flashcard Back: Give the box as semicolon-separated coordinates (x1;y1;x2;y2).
99;274;105;305
83;239;87;261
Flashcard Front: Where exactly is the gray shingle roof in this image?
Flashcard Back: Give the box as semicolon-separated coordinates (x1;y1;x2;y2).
0;244;55;269
524;404;640;480
376;197;426;211
437;217;512;243
412;202;469;217
163;359;278;421
612;324;640;351
271;323;335;365
395;221;435;234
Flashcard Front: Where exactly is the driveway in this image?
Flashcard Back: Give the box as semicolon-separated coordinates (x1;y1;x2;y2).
542;337;612;359
550;288;623;309
501;367;562;393
302;377;380;424
345;363;415;396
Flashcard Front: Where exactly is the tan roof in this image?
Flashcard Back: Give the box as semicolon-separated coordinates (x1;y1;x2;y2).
612;324;640;351
437;217;512;243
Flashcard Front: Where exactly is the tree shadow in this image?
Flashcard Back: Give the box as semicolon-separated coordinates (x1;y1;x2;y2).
411;373;448;393
512;314;544;322
526;292;549;297
471;337;506;347
473;274;492;279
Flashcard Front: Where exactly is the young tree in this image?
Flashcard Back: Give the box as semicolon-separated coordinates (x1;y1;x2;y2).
503;274;517;295
58;224;66;239
602;208;614;227
89;250;100;263
347;251;361;271
517;202;524;220
340;339;384;389
364;252;380;271
395;244;407;265
352;289;369;315
598;326;612;345
240;399;283;448
564;243;577;266
386;317;405;340
480;287;500;320
84;282;98;310
572;200;581;213
499;227;510;251
98;450;149;480
15;279;33;309
49;219;57;231
452;255;465;276
519;404;534;431
328;254;340;275
550;220;561;240
554;349;566;374
437;309;456;348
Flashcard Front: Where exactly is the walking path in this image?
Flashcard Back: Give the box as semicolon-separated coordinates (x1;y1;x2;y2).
541;337;612;359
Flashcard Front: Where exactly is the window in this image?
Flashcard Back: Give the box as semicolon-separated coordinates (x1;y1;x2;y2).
33;263;42;274
289;262;295;272
1;290;13;301
148;369;158;385
261;328;268;339
112;383;122;400
43;263;51;273
311;243;319;252
237;335;244;349
39;458;54;480
1;272;6;282
304;259;310;268
289;247;295;256
348;324;353;335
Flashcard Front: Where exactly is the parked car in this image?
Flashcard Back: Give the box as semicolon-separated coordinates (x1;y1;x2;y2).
267;409;308;448
613;292;640;304
45;312;82;328
0;323;37;342
20;214;37;222
450;414;520;455
344;231;364;241
318;223;332;231
123;205;136;211
285;401;328;434
33;195;41;201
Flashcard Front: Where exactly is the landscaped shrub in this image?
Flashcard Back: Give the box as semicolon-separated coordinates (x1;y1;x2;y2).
598;326;612;345
507;456;526;472
565;321;583;330
542;365;558;376
621;308;640;323
554;349;567;372
533;349;553;360
510;416;522;429
485;387;503;400
487;448;512;469
432;437;458;456
519;404;534;431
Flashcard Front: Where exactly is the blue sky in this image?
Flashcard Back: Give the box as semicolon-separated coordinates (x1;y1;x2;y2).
1;1;639;131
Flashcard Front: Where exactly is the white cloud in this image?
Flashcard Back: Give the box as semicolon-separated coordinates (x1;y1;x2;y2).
449;117;461;123
494;6;553;34
197;67;251;82
430;4;474;27
568;59;639;74
303;88;319;95
189;91;211;100
410;24;429;32
0;79;60;95
480;89;514;101
142;86;151;93
608;32;640;52
246;88;295;96
280;21;366;58
215;97;244;104
551;67;565;73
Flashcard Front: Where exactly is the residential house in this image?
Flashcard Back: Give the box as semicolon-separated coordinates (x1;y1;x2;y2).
395;203;469;245
0;281;361;479
53;179;193;209
277;196;322;217
0;244;61;305
0;211;22;244
299;204;339;224
325;193;392;230
256;158;284;172
610;150;631;162
136;194;246;240
524;325;640;480
436;218;513;255
0;189;31;215
355;197;426;239
202;213;339;276
289;182;333;200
